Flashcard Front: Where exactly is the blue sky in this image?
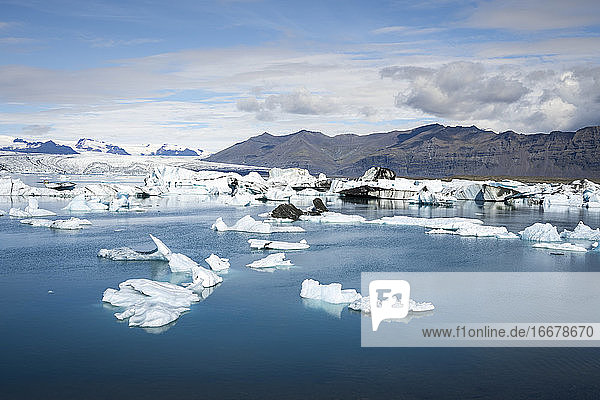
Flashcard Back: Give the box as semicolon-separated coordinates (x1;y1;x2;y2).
1;0;599;151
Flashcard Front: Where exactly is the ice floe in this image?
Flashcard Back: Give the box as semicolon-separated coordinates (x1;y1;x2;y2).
366;215;484;230
348;296;435;314
560;221;600;241
300;279;361;304
9;198;56;218
20;217;91;230
205;254;230;271
211;215;305;233
519;223;561;242
246;253;293;269
249;238;310;250
102;278;200;328
426;223;518;239
63;194;108;212
532;242;588;252
300;211;366;224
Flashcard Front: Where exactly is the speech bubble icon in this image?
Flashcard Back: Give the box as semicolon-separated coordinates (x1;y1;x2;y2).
369;279;411;331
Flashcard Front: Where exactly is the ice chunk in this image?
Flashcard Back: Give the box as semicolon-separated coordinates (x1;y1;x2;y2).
168;253;199;273
426;223;518;239
186;265;223;289
366;215;484;230
20;217;91;230
205;254;230;271
299;279;361;304
102;278;200;328
63;194;108;212
300;211;366;224
149;234;173;257
98;247;168;261
519;223;561;242
560;221;600;241
0;209;5;216
9;198;56;218
211;215;304;233
246;253;293;269
348;296;435;314
249;238;310;250
532;242;588;252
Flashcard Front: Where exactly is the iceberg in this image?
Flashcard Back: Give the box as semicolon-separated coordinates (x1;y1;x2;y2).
98;247;168;261
205;254;230;271
249;238;309;250
9;198;56;218
185;265;223;290
532;242;588;252
299;279;361;304
211;215;305;233
519;223;561;242
102;278;200;328
366;215;484;230
246;253;293;269
560;221;600;241
63;194;108;212
348;296;435;314
20;217;91;230
426;223;518;239
300;211;366;224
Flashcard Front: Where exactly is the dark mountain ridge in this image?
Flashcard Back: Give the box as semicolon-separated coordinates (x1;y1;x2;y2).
207;124;600;178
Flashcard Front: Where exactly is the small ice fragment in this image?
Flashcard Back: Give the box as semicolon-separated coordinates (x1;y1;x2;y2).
246;253;293;269
248;238;309;250
205;254;230;271
300;279;361;304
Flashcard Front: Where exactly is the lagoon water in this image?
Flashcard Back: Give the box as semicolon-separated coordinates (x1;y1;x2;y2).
1;195;600;399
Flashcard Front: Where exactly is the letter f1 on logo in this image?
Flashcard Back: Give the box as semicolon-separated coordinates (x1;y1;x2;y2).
369;280;411;331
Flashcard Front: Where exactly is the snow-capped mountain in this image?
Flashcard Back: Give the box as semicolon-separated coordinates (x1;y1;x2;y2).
0;138;78;154
151;144;203;156
75;138;130;155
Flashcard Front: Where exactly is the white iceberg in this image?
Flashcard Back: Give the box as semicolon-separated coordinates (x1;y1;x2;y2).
211;215;305;233
532;242;588;252
366;215;484;230
426;223;518;239
246;253;293;269
300;279;361;304
205;254;230;271
249;238;309;250
63;194;108;212
560;221;600;241
300;211;366;224
348;296;435;314
102;278;200;328
9;198;56;218
20;217;91;230
519;222;561;242
184;265;223;290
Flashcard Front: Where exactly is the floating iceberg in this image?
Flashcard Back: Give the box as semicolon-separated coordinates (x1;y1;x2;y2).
426;223;518;239
519;223;561;242
211;215;305;233
366;215;484;230
560;221;600;241
532;242;588;252
300;279;361;304
102;278;200;328
98;247;168;261
249;238;309;250
184;265;223;290
246;253;293;269
20;217;91;230
63;194;108;212
205;254;230;271
348;296;435;314
9;198;56;218
300;211;366;224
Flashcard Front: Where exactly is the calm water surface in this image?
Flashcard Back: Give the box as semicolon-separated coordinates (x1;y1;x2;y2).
1;195;600;399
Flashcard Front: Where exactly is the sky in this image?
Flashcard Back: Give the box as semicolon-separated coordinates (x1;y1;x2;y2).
0;0;599;152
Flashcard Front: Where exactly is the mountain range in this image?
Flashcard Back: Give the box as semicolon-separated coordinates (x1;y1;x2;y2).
206;124;600;178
